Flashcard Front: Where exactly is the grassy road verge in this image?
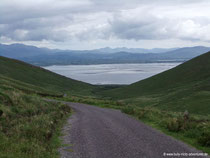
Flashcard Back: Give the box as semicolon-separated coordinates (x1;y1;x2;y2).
121;106;210;154
0;85;71;158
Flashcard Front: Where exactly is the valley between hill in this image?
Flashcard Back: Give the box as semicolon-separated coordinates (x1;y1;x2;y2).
0;51;210;157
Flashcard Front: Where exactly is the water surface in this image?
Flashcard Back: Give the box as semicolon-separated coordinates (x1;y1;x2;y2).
44;63;181;85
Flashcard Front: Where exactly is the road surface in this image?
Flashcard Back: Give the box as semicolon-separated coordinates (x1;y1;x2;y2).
59;102;208;158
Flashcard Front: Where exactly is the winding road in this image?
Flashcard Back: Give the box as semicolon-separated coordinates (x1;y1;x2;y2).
59;102;208;158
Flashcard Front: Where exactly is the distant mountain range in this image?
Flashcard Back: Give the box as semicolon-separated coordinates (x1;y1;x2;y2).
0;43;210;66
92;47;177;54
0;43;58;58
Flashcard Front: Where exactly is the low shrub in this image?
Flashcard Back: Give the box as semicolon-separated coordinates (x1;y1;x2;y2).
166;115;198;132
121;106;135;115
0;109;3;117
137;109;147;119
198;127;210;147
116;101;125;106
166;118;180;132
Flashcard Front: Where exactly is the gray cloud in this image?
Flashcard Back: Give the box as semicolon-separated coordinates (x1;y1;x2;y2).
1;0;210;49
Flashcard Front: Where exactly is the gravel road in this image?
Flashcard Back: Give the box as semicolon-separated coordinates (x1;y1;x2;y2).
59;102;209;158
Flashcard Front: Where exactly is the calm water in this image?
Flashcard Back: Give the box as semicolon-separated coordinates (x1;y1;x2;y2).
43;63;181;85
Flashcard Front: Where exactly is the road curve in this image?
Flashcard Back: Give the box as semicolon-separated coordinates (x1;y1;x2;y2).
59;102;208;158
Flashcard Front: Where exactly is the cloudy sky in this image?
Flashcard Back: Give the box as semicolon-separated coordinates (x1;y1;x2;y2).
1;0;210;50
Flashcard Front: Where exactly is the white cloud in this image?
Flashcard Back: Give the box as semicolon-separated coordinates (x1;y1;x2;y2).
109;3;210;42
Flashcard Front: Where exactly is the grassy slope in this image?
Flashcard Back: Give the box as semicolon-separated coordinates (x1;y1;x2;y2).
0;74;71;157
0;56;95;96
0;56;99;157
103;51;210;114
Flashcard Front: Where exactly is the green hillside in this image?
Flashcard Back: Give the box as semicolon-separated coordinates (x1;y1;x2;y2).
0;56;101;157
0;56;95;96
0;62;73;157
103;51;210;114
